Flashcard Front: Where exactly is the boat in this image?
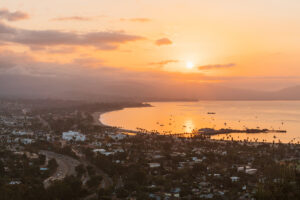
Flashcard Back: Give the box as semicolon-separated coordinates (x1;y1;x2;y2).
207;112;216;115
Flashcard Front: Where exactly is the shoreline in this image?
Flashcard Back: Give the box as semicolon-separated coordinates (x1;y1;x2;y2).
91;102;152;128
90;103;297;144
92;110;296;145
92;111;106;126
92;109;142;134
92;110;120;127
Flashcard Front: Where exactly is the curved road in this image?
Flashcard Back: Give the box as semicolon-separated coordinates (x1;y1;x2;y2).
41;150;113;189
40;150;80;188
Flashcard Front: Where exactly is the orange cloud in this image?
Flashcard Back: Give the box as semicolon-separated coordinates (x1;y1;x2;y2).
0;8;29;21
0;22;144;50
120;18;151;23
155;38;172;46
149;60;178;67
52;16;92;21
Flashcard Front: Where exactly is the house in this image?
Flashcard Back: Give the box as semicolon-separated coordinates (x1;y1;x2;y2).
93;149;114;156
93;149;106;153
199;182;209;187
9;181;21;185
237;166;244;172
109;133;126;140
62;131;86;141
230;176;240;182
199;194;214;199
14;138;34;144
25;152;39;159
92;141;102;147
192;157;202;163
12;131;32;136
153;155;164;159
113;148;124;153
245;168;257;175
102;152;114;156
148;163;161;168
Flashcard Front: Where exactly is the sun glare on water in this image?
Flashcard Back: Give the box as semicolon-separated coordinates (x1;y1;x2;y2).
186;61;194;69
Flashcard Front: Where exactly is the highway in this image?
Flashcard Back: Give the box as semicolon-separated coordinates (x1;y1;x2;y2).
40;150;80;188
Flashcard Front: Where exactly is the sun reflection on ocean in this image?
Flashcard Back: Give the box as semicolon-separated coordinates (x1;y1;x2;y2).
101;101;300;143
183;119;195;133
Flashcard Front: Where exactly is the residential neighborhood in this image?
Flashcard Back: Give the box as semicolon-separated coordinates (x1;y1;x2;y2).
0;99;299;200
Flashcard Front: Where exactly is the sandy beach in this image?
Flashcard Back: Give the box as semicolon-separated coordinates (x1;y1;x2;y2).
92;111;107;126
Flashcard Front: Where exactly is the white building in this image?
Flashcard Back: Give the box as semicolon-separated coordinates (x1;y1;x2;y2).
230;176;240;182
237;166;244;172
114;148;125;153
9;181;21;185
191;157;202;163
93;149;114;156
62;131;86;141
12;131;33;136
109;133;127;140
245;168;257;175
14;138;34;144
93;149;106;153
148;163;161;168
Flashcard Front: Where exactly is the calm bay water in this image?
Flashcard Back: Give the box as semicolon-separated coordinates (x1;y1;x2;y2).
101;101;300;143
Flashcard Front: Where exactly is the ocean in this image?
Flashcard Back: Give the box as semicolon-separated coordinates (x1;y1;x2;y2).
100;101;300;143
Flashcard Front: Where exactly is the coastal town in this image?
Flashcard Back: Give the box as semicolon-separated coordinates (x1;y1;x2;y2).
0;99;300;200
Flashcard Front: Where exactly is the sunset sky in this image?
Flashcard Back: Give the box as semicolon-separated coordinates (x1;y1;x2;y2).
1;0;300;93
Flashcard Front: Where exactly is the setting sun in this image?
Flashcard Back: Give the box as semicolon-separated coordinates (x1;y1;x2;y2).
186;61;194;69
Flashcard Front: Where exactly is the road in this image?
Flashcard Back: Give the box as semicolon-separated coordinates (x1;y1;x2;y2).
40;150;80;188
40;149;113;190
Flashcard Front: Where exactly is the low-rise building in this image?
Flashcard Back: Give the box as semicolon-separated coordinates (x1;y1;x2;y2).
245;168;257;175
230;176;240;182
149;163;161;168
62;131;86;141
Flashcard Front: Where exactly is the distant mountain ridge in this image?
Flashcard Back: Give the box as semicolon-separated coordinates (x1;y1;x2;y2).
0;74;300;101
274;85;300;100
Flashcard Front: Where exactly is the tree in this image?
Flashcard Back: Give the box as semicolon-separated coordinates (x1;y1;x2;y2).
98;187;113;200
47;158;58;173
116;188;129;198
87;165;96;176
46;176;87;200
86;175;103;189
38;154;46;165
75;164;86;178
0;160;4;176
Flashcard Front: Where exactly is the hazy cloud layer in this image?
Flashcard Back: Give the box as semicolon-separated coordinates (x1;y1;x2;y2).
0;8;29;21
1;50;300;100
0;51;297;83
155;38;172;46
0;22;144;50
120;18;151;23
198;63;236;70
148;60;179;68
40;47;77;54
52;16;92;21
0;50;205;81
